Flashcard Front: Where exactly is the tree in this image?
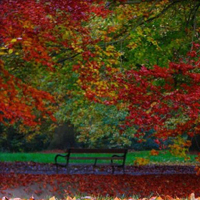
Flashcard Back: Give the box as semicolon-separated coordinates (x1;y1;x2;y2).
70;0;200;148
1;0;200;150
0;0;114;126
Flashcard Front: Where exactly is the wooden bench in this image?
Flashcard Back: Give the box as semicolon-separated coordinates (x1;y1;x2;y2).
55;148;128;174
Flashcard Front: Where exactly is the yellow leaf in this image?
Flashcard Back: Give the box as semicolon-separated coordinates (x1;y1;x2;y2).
104;52;112;56
106;45;115;52
136;27;143;35
76;48;83;53
0;52;6;55
62;31;72;40
149;197;157;200
127;42;137;49
117;14;124;20
124;84;128;89
150;102;157;107
8;49;13;54
150;149;159;156
134;157;149;166
146;109;151;114
49;196;56;200
11;38;17;43
164;195;174;200
66;196;72;200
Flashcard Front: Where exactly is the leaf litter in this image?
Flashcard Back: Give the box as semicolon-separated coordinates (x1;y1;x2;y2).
0;162;200;199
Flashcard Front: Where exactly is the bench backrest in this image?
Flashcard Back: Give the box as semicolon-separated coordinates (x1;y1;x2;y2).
66;148;127;154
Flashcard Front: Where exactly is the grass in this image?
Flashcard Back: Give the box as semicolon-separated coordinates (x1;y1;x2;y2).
130;150;198;165
0;150;198;165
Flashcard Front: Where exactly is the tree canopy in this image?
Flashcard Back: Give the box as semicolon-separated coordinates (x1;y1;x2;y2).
1;0;200;149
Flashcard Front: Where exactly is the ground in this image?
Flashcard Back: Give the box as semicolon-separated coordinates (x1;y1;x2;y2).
0;162;200;199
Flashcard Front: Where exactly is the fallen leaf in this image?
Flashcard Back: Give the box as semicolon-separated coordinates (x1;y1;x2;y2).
49;197;56;200
189;193;195;200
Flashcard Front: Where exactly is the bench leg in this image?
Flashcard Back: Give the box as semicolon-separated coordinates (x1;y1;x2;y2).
94;158;98;167
56;165;58;174
66;166;70;174
111;166;115;174
123;166;125;174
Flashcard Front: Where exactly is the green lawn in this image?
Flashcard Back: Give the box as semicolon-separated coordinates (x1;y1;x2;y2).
0;150;198;165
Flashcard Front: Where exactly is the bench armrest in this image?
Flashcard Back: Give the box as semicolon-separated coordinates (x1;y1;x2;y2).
111;154;126;165
111;155;120;163
55;154;68;165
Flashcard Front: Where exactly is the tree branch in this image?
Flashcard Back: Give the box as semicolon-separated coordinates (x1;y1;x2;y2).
57;53;81;64
101;0;184;46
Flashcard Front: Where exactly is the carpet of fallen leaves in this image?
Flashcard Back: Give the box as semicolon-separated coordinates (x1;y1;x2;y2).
0;161;200;199
1;173;200;199
1;194;200;200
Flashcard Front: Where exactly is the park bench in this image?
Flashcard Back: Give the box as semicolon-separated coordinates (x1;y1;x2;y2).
54;148;128;174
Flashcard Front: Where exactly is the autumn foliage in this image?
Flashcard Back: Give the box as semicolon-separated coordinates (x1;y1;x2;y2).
116;43;200;138
1;0;200;148
0;0;116;125
0;60;56;126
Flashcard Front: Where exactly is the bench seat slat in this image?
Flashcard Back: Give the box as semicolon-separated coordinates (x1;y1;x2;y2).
69;157;123;160
56;163;124;167
67;149;127;154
